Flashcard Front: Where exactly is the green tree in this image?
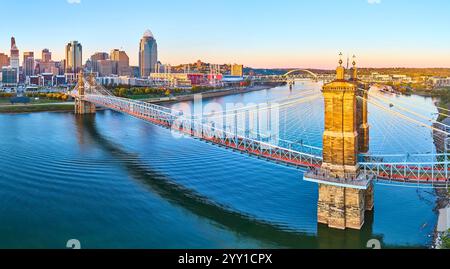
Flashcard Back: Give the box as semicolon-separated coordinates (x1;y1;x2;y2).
118;88;128;97
442;229;450;249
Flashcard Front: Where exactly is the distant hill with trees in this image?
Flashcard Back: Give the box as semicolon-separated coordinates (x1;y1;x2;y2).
244;67;450;77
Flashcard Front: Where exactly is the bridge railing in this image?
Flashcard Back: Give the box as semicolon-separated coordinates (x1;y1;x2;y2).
84;94;323;168
361;161;450;185
360;153;449;163
83;93;450;186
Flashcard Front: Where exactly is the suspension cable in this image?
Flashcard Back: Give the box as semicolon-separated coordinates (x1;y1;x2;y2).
359;96;450;136
196;89;321;118
201;93;322;120
368;91;450;129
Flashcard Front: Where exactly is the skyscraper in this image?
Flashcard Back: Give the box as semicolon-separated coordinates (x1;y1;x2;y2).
110;49;130;76
97;60;117;77
90;52;109;73
23;52;34;63
65;41;83;73
39;48;58;75
90;52;109;62
1;67;18;87
0;53;9;68
23;52;35;77
42;49;52;63
10;37;20;82
139;30;158;78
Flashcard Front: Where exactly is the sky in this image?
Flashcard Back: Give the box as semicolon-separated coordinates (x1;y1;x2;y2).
1;0;449;69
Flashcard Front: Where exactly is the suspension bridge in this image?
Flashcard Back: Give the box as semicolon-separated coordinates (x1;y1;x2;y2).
70;58;450;230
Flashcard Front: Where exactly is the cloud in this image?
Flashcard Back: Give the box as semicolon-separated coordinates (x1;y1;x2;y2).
368;0;381;4
67;0;81;4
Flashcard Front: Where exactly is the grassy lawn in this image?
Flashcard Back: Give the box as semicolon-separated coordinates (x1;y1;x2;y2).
0;103;74;113
0;97;67;105
30;99;65;104
126;92;199;100
0;98;12;104
127;94;163;100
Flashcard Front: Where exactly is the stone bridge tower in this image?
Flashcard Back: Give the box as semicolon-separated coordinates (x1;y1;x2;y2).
305;54;373;230
352;56;370;154
74;70;96;115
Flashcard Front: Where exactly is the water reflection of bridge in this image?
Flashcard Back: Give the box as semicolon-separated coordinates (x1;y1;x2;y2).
75;114;384;249
70;57;450;230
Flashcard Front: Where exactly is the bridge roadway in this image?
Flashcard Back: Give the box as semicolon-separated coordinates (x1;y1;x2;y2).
78;92;450;187
84;94;323;167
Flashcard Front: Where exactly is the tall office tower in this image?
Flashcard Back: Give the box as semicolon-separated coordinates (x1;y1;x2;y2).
65;41;83;73
139;30;158;78
90;52;109;62
90;52;109;73
10;37;20;82
39;49;57;74
0;53;10;68
42;49;52;63
57;60;66;75
23;52;35;77
97;59;117;77
1;67;18;87
110;49;130;76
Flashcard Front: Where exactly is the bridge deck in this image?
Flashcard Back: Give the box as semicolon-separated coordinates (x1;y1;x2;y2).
80;93;450;187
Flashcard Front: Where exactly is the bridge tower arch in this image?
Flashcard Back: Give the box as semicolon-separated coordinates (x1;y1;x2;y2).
305;54;373;230
74;70;96;115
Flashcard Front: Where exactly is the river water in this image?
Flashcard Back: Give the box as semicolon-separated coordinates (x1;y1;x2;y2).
0;81;439;248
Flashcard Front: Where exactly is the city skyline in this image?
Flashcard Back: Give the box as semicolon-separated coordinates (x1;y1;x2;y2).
0;0;449;69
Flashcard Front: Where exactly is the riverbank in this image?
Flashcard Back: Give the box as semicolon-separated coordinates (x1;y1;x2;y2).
142;83;285;104
0;102;74;114
0;81;438;248
433;188;450;249
0;83;285;114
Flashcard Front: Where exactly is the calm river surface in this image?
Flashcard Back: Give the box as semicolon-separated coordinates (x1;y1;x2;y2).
0;81;439;248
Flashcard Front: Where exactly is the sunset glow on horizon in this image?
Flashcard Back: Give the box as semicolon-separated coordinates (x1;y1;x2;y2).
0;0;449;69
